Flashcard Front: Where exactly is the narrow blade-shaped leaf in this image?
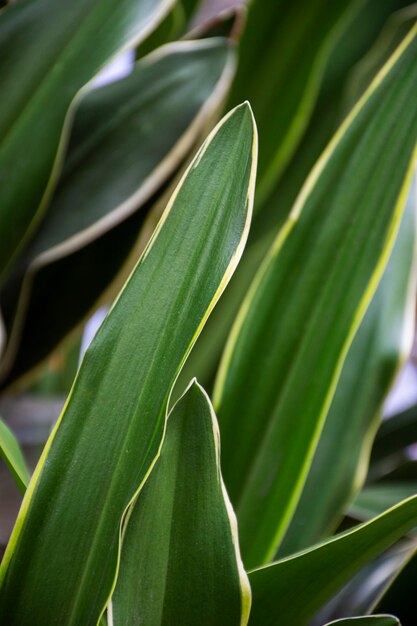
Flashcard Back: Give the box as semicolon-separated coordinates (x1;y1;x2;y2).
248;497;417;626
113;381;250;626
0;38;236;386
0;418;30;494
214;24;417;567
0;0;173;280
324;618;400;626
0;103;257;625
278;179;417;556
227;0;354;206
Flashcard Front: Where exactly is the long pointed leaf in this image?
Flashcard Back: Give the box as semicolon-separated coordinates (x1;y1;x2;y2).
0;418;30;494
0;103;258;625
0;0;173;280
113;381;250;625
214;24;417;567
0;38;236;386
248;497;417;626
278;179;417;556
325;618;400;626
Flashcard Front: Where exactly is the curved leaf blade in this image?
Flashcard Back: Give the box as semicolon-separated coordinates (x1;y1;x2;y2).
113;381;250;626
278;179;417;556
324;617;400;626
248;497;417;626
0;103;258;625
0;38;236;386
0;418;30;494
0;0;173;280
214;24;417;567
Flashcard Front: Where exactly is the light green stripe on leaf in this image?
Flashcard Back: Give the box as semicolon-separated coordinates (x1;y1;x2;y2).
0;418;30;494
278;177;417;556
214;23;417;568
0;0;173;281
113;381;250;626
324;617;400;626
0;103;257;626
0;37;236;387
248;496;417;626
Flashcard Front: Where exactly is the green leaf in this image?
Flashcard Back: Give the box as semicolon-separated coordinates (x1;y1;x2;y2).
175;0;412;402
0;103;258;625
371;403;417;467
0;418;30;494
324;617;400;626
0;0;173;281
214;24;417;568
227;0;355;207
0;38;236;387
113;380;250;626
248;497;417;626
278;178;417;557
350;484;417;523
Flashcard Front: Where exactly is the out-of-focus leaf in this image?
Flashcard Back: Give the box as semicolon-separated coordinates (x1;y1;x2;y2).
248;497;417;626
228;0;356;207
186;5;247;42
0;418;30;494
345;3;417;109
350;484;417;523
376;547;417;624
371;404;417;467
278;180;417;557
0;38;236;388
312;542;414;625
113;381;251;626
324;617;400;626
135;3;186;60
0;104;258;625
0;0;173;280
214;24;417;568
175;0;413;399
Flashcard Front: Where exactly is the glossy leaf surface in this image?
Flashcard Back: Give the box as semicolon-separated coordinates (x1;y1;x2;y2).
0;103;257;625
248;497;417;626
215;24;417;567
113;381;250;626
278;179;417;556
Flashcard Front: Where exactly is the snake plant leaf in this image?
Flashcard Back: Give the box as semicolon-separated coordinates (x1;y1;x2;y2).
175;0;412;400
113;381;250;626
0;103;257;626
248;496;417;626
0;418;30;494
0;0;173;281
135;3;186;60
370;403;417;468
278;179;417;557
350;484;417;524
0;38;236;388
227;0;355;208
313;542;414;624
376;547;417;624
324;618;400;626
214;24;417;568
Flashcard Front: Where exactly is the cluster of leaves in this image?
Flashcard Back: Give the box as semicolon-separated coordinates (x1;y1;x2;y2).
1;0;417;624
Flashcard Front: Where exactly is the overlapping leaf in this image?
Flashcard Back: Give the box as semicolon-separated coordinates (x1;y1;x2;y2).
248;497;417;626
0;418;29;494
0;103;258;625
325;618;400;626
0;38;236;387
214;24;417;567
278;179;417;557
227;0;355;206
113;381;250;626
0;0;173;280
